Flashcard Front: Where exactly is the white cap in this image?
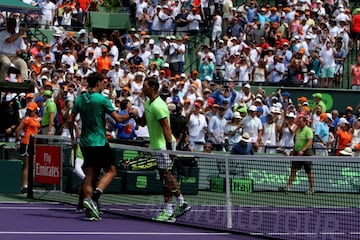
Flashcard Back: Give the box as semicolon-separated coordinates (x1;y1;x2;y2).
339;117;349;125
119;58;125;62
149;39;155;44
244;83;251;88
274;102;283;109
327;113;333;121
233;112;242;119
92;38;99;44
249;105;257;112
78;29;86;35
6;93;16;101
113;61;120;66
196;96;204;103
180;73;186;78
164;63;169;68
204;76;212;81
286;112;296;118
153;49;161;55
271;106;282;114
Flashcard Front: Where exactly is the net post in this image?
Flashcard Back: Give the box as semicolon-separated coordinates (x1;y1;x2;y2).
225;155;232;229
27;135;35;199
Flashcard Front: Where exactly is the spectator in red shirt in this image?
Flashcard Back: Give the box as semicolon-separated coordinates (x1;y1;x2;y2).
351;13;360;50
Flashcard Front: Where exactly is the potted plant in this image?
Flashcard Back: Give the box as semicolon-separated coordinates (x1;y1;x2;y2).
99;0;122;13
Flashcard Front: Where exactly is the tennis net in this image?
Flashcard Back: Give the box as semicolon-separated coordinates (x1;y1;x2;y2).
28;135;360;240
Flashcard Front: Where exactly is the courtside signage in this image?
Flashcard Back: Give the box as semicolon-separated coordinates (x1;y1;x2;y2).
34;145;61;185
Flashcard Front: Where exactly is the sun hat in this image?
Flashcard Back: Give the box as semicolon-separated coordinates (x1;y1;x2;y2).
339;147;353;156
240;132;251;142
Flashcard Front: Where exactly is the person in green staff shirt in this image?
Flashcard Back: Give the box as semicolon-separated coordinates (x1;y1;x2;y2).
279;115;315;195
312;93;326;113
40;90;57;135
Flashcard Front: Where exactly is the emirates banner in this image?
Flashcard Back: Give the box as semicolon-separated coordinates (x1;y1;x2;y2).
34;145;61;185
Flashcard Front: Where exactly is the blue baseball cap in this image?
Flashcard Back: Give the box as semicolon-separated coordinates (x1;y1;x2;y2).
173;95;180;103
35;96;45;102
281;91;290;97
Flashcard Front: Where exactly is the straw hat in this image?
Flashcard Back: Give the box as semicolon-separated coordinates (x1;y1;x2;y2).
240;132;251;142
339;147;353;156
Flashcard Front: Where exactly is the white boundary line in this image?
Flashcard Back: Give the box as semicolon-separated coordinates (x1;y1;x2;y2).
0;205;357;215
0;231;230;236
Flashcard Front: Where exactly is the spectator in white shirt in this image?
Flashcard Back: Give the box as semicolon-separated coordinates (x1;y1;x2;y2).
0;18;28;82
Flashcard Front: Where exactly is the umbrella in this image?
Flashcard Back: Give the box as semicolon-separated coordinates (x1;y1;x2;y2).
0;0;41;14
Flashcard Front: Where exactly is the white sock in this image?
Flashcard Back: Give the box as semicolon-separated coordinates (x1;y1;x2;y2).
165;203;173;214
177;195;185;205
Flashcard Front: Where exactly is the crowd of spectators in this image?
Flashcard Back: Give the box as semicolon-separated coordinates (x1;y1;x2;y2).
1;0;360;157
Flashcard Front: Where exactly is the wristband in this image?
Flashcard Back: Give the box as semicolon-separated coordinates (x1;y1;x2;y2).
166;142;172;150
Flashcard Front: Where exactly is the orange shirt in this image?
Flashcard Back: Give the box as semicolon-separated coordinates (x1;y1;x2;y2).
96;56;112;73
336;130;352;156
78;0;90;12
21;116;41;145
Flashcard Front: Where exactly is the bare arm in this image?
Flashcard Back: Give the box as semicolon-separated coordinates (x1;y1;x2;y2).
15;121;25;141
48;112;55;135
5;27;27;44
301;138;313;153
159;117;173;143
110;110;131;123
